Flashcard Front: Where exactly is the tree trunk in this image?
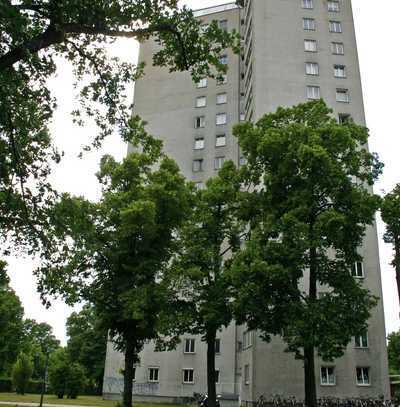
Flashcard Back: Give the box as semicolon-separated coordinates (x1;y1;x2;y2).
123;336;135;407
206;328;217;407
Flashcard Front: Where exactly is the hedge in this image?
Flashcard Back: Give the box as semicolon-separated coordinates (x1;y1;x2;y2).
0;378;43;394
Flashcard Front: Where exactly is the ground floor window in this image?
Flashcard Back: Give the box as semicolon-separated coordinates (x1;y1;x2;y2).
183;368;194;384
148;367;159;383
356;367;370;385
320;366;336;385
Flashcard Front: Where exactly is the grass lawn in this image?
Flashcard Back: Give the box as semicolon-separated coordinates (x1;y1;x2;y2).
0;394;180;407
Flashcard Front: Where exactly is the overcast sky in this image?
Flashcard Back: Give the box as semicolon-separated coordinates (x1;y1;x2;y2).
7;0;400;345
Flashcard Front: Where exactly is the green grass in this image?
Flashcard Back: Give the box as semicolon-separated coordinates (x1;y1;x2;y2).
0;393;180;407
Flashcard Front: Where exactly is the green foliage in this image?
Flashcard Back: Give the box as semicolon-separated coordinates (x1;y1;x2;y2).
65;363;86;399
11;354;33;395
0;261;24;375
66;305;107;394
0;378;12;392
232;100;382;407
388;331;400;374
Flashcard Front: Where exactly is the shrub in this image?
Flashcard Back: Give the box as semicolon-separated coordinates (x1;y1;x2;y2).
0;377;12;392
11;354;33;395
66;364;86;399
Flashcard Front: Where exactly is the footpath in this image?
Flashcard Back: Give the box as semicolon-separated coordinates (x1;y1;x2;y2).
0;402;95;407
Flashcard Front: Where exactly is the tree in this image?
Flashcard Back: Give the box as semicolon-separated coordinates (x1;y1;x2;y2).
65;363;87;399
49;348;70;399
0;261;25;375
66;304;108;394
232;100;381;407
381;184;400;305
0;0;238;251
164;162;244;407
37;128;192;407
388;331;400;375
11;353;33;395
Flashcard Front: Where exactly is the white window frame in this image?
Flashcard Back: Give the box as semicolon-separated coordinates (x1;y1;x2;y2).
197;78;207;88
193;159;203;173
320;366;336;386
196;96;207;108
331;42;344;55
217;93;227;105
351;261;364;278
328;1;340;12
303;18;316;31
329;21;342;33
301;0;313;9
306;62;319;76
194;137;205;150
307;86;320;100
355;332;369;348
336;88;349;103
148;367;159;383
244;364;250;385
304;39;317;52
219;19;228;31
216;134;226;147
216;113;227;126
214;156;225;170
195;116;205;129
334;64;346;78
195;182;204;190
356;367;370;386
243;331;253;349
182;369;194;384
184;338;196;353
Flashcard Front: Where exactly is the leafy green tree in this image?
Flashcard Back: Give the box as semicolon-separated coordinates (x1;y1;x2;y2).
66;304;108;394
66;363;87;399
164;162;244;407
388;331;400;375
0;0;237;251
232;100;381;407
11;353;33;395
381;184;400;304
37;128;192;407
0;261;25;375
49;348;70;399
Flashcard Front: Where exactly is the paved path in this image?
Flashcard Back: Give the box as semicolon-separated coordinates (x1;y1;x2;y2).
0;401;97;407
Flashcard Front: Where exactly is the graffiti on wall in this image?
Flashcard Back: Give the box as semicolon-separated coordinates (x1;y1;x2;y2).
103;377;159;395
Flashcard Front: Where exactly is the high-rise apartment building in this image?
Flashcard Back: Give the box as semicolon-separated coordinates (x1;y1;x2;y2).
103;1;390;402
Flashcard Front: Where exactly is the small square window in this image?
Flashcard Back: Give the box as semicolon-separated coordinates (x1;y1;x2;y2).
336;88;349;103
307;86;320;100
184;338;196;353
216;113;227;126
321;367;336;386
351;261;364;278
197;78;207;88
196;96;206;108
329;21;342;33
328;1;340;12
217;93;227;105
219;20;228;31
356;367;370;386
303;18;316;31
331;42;344;55
183;369;194;384
355;332;369;348
302;0;313;9
216;134;226;147
306;62;319;76
193;159;203;173
304;39;317;52
217;74;228;85
214;156;225;170
334;65;346;78
215;339;221;354
194;138;205;150
148;367;159;383
195;116;205;128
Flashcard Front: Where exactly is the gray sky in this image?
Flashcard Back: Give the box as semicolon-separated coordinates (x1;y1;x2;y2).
7;0;400;345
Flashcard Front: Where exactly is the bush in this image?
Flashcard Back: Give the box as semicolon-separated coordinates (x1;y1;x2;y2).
66;363;86;399
11;354;33;395
0;377;12;392
26;380;43;394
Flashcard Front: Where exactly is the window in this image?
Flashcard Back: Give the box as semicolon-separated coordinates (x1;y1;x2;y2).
193;159;203;173
239;156;247;166
240;113;245;121
336;88;349;103
197;78;207;88
304;39;317;52
217;93;227;105
216;134;226;147
356;367;370;386
215;338;221;354
200;24;209;33
321;367;336;386
194;138;205;150
148;367;159;382
303;18;316;31
214;156;225;170
196;96;206;108
184;338;196;353
307;86;320;100
243;331;252;349
244;364;250;385
334;65;346;78
328;1;340;12
355;332;369;348
306;62;319;76
217;74;228;85
329;21;342;33
133;367;136;382
219;55;228;65
183;369;194;384
216;113;227;125
195;116;205;128
219;20;228;31
195;182;204;190
338;113;351;124
302;0;313;9
331;42;344;55
351;261;364;278
215;369;220;384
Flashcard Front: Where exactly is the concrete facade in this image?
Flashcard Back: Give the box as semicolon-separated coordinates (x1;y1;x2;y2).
103;0;390;402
